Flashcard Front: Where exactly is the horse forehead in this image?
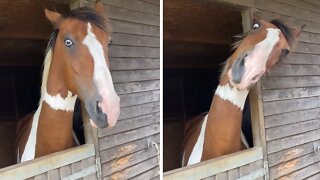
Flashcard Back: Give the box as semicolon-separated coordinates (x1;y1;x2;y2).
60;19;88;37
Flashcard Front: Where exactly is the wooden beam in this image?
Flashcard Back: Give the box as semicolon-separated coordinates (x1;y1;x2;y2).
0;144;95;179
164;147;263;179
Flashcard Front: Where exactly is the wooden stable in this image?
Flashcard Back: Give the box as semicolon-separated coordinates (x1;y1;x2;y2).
0;0;160;179
164;0;320;179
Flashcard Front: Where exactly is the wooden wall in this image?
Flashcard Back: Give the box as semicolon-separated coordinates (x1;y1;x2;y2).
254;0;320;179
85;0;160;179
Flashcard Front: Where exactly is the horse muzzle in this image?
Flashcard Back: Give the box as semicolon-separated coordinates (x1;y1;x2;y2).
85;98;109;128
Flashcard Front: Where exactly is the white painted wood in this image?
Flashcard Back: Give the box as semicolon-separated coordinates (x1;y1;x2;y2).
0;144;95;179
164;147;263;180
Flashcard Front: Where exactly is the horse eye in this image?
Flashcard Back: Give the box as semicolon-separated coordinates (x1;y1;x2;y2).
282;49;289;56
108;40;113;47
253;23;260;30
64;39;74;47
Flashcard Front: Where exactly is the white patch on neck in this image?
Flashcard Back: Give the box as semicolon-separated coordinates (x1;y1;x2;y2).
43;90;77;111
187;115;208;166
215;83;249;110
20;49;77;163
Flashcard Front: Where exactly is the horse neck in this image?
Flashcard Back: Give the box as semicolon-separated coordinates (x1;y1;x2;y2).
35;49;77;155
202;75;248;160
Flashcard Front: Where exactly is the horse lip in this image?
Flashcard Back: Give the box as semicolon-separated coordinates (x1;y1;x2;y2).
85;100;109;128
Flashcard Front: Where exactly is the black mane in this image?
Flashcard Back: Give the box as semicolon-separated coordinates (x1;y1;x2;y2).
270;19;294;47
46;7;110;53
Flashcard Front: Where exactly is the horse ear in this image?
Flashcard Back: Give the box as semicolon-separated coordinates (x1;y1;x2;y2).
95;1;104;15
292;24;306;38
45;9;63;29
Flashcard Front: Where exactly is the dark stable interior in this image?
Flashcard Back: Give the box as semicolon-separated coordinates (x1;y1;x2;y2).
0;1;85;169
163;0;252;171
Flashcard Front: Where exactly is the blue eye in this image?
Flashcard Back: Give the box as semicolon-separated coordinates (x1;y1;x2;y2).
108;40;113;47
64;38;74;47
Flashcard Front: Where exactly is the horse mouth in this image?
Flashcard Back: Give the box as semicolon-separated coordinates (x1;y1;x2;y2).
85;100;108;128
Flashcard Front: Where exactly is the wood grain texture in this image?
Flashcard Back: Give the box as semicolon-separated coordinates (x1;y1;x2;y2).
265;119;320;141
106;156;159;179
268;139;320;167
99;134;160;163
102;0;159;16
98;124;159;151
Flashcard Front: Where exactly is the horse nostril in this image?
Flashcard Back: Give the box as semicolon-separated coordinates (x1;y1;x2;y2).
96;101;103;114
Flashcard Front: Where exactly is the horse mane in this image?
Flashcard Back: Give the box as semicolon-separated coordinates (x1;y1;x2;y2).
270;19;294;48
42;7;111;100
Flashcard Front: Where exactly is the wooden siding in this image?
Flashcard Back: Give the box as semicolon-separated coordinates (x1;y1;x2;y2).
86;0;160;179
255;0;320;179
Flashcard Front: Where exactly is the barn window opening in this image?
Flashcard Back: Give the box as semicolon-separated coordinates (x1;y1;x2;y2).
163;1;253;172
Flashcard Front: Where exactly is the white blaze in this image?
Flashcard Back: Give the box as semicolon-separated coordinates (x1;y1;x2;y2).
82;23;120;127
215;83;249;110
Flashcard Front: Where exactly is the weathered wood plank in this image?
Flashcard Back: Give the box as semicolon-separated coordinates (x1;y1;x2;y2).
268;139;320;167
239;164;250;177
118;90;160;107
98;112;159;137
105;156;159;179
140;0;160;5
265;107;320;128
34;173;47;180
99;124;159;151
59;165;72;179
47;169;59;180
307;172;320;180
109;45;159;58
110;58;159;70
276;0;320;13
0;144;95;179
215;172;228;180
269;64;320;77
71;161;82;175
82;157;96;180
114;80;160;95
110;20;159;37
111;33;159;47
262;76;320;89
102;0;159;15
112;69;160;83
297;31;320;45
227;168;239;180
295;42;320;54
280;53;320;65
267;129;320;154
263;87;320;102
101;148;158;176
263;96;320;116
164;148;263;180
270;152;320;180
99;134;159;163
266;119;320;141
131;166;159;180
118;101;159;120
105;6;159;26
255;10;320;34
255;0;320;23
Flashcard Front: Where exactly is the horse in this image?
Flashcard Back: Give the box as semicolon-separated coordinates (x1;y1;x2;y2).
16;2;120;163
182;18;304;166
